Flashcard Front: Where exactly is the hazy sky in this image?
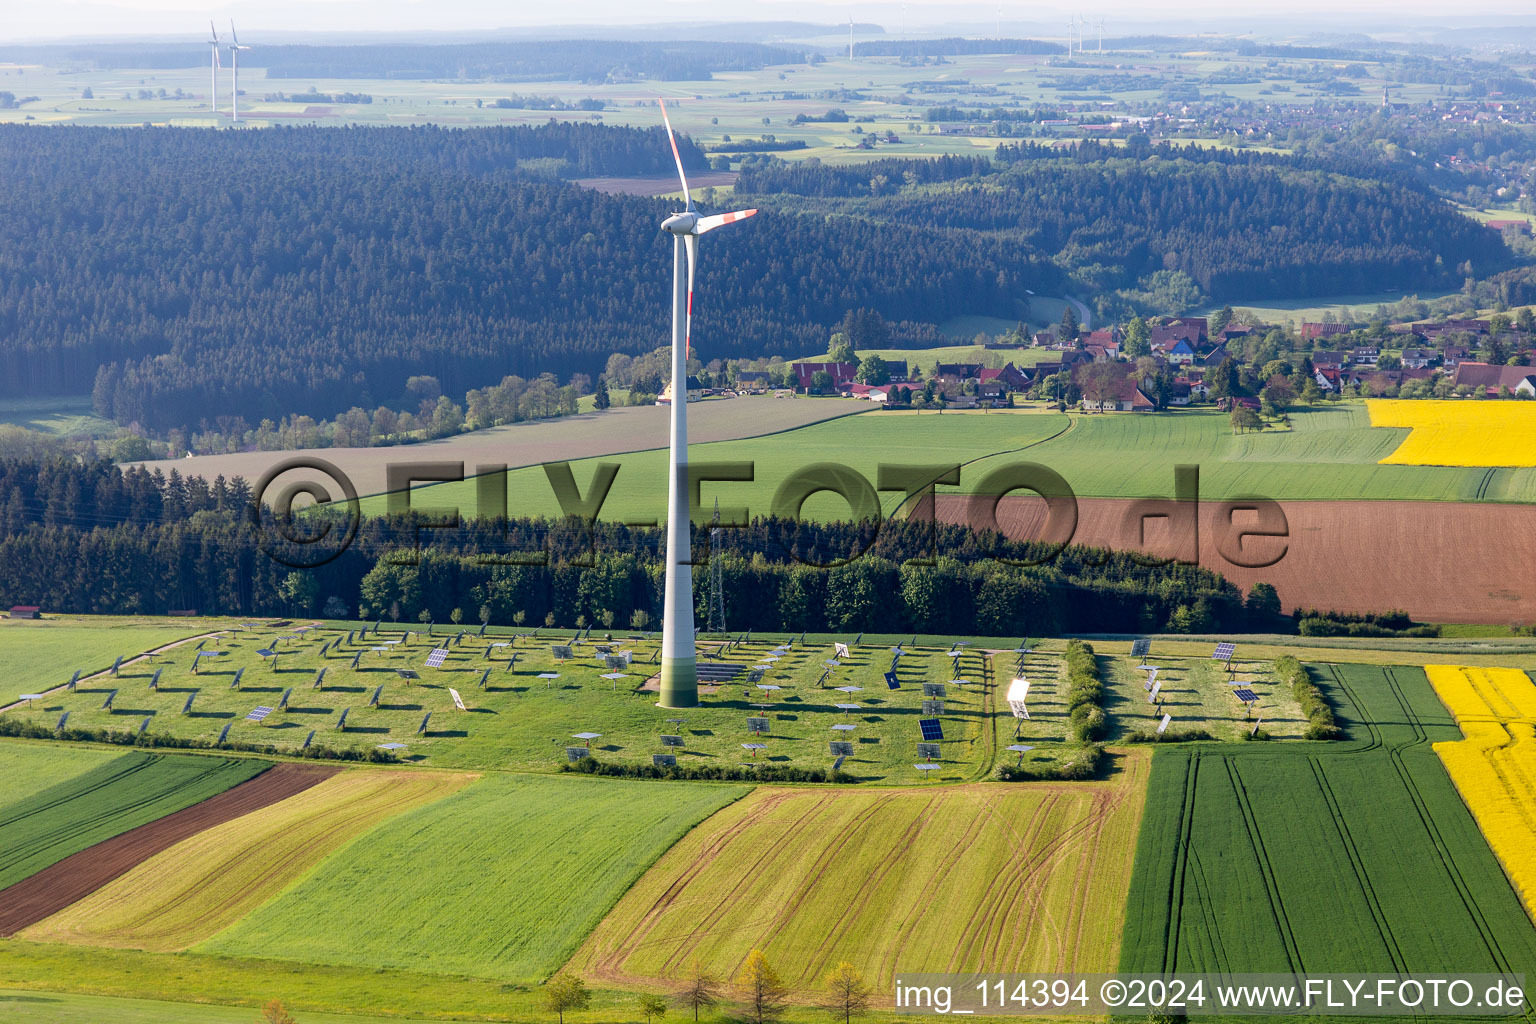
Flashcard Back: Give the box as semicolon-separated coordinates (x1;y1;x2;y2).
5;0;1536;43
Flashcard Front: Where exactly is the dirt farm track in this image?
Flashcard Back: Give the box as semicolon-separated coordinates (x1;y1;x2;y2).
0;763;337;936
935;496;1536;625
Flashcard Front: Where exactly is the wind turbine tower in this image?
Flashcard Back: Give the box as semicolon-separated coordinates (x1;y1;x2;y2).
1098;16;1106;52
228;21;251;124
849;16;854;60
207;21;221;120
655;100;757;708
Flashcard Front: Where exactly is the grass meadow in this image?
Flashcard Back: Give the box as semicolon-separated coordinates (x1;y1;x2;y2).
0;752;268;890
1121;664;1536;978
0;617;227;705
197;773;748;982
0;744;121;810
22;768;475;951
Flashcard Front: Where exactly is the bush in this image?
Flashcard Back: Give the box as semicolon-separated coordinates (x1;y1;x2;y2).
994;744;1105;781
562;755;847;784
0;717;398;762
1062;638;1109;740
1069;702;1107;742
1125;726;1216;743
1274;654;1345;740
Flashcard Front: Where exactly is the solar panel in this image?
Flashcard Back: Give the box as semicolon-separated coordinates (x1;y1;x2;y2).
417;712;431;735
830;741;855;756
278;687;292;709
918;718;943;741
364;685;381;707
833;642;850;659
1143;667;1159;689
478;668;491;689
537;672;560;680
246;706;274;722
1233;688;1260;703
181;693;194;714
833;702;861;711
917;742;941;759
55;711;70;731
101;689;116;710
653;753;678;768
884;671;900;690
741;743;767;753
256;648;276;659
313;667;326;688
661;734;685;747
914;764;940;774
1212;642;1237;661
832;754;848;771
746;668;765;683
551;645;573;660
746;717;770;734
835;685;862;693
17;693;44;702
573;731;601;740
756;683;781;692
67;669;80;690
449;688;466;711
424;648;450;668
350;652;362;669
149;668;162;690
336;708;349;730
378;742;408;751
1131;638;1151;658
831;723;856;732
137;717;151;736
396;669;420;681
111;655;122;675
566;747;589;761
302;729;315;749
1006;744;1035;754
922;700;945;715
922;682;947;698
1149;680;1163;703
1157;712;1173;734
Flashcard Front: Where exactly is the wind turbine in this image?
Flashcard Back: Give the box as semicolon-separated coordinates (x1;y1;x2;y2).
208;21;221;121
654;98;756;709
228;21;251;124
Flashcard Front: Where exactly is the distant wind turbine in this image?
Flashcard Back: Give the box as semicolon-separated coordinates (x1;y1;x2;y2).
654;98;757;709
228;21;251;124
208;21;221;120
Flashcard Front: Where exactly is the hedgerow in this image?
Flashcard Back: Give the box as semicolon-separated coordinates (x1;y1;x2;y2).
0;718;398;763
993;743;1105;781
1063;639;1108;742
1274;655;1345;740
561;755;846;784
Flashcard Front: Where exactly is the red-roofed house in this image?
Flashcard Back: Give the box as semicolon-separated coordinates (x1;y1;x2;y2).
1452;362;1536;397
792;361;857;392
1301;322;1350;341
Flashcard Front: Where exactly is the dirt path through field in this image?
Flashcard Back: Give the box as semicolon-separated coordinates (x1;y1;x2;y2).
0;762;338;935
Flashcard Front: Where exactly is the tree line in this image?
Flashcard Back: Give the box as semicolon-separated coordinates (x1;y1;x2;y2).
0;124;1028;431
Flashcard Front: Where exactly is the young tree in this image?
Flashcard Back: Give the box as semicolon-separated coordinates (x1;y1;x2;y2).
1245;582;1282;621
479;604;492;626
450;607;463;626
638;993;668;1024
1059;303;1080;343
262;1001;297;1024
678;961;721;1022
543;974;590;1024
827;332;856;364
1121;315;1150;357
822;961;872;1024
389;600;401;623
736;950;788;1024
1230;407;1263;433
855;354;890;386
810;369;836;395
594;376;611;410
1210;304;1234;337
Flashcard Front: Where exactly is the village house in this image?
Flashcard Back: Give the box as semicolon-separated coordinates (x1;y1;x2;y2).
1400;348;1436;369
1453;361;1536;397
791;361;857;392
1301;322;1351;341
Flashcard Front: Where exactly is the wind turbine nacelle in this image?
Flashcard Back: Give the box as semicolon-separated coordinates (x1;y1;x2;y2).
661;212;699;236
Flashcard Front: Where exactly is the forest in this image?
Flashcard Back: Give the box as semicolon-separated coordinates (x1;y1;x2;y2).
738;143;1508;303
0;123;1507;433
0;124;1037;430
0;457;1253;636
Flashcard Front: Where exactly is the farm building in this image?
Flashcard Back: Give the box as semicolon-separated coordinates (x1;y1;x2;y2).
8;605;40;619
790;361;856;392
1301;321;1351;341
1452;362;1536;397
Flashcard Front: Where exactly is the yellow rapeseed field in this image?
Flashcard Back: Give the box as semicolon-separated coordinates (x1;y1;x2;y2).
1369;400;1536;467
1426;666;1536;920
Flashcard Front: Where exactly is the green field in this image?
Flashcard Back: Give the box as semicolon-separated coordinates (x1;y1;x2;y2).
364;403;1532;525
0;618;219;705
0;396;117;439
0;751;269;890
1121;663;1536;977
574;765;1149;994
0;743;121;811
198;773;746;982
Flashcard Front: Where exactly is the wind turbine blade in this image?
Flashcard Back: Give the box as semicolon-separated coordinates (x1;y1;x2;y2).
695;209;757;234
656;97;693;210
683;234;696;359
210;20;219;42
230;19;239;44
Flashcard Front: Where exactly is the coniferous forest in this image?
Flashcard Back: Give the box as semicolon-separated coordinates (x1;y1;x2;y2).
0;122;1506;433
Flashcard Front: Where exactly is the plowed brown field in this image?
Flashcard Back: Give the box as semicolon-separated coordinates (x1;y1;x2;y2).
0;762;337;936
933;496;1536;625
